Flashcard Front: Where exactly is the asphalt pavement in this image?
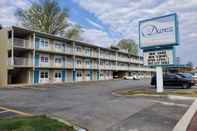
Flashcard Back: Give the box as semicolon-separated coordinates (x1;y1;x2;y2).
0;79;194;131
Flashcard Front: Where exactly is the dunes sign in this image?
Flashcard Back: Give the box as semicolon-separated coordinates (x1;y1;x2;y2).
139;13;179;49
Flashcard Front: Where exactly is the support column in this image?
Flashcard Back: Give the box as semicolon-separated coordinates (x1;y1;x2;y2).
97;49;100;81
156;66;164;93
73;42;76;82
11;29;14;65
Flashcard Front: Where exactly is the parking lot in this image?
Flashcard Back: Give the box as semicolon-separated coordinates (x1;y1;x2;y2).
0;79;194;131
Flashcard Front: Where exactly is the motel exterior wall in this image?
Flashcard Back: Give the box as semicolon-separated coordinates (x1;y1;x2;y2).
0;26;155;87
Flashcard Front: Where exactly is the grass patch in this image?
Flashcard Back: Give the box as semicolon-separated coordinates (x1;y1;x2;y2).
121;90;197;97
0;116;76;131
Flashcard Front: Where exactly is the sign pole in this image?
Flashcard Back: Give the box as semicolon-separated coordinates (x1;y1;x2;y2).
156;66;163;93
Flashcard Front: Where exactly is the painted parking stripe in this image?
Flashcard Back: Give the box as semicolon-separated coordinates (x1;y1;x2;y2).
0;106;33;116
0;110;8;114
152;100;189;107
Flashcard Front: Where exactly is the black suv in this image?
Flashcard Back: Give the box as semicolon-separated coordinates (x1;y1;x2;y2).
151;73;194;89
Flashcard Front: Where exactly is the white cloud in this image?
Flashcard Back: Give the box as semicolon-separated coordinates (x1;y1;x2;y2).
80;28;118;47
75;0;197;65
86;18;104;30
0;0;30;26
1;0;197;65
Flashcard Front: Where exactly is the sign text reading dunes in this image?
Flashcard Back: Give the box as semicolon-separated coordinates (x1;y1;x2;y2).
139;14;178;48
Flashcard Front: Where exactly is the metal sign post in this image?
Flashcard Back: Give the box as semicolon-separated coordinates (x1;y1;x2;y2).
156;66;163;93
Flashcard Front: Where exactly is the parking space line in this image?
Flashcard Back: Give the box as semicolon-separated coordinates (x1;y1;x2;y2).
0;111;8;114
0;106;33;116
152;100;189;107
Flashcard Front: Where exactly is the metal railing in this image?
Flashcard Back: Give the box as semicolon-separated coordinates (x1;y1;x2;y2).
12;57;33;66
13;38;32;48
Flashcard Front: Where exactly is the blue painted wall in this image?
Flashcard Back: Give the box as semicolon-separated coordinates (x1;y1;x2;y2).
72;70;76;81
35;37;40;49
34;68;39;84
62;70;66;81
35;52;39;67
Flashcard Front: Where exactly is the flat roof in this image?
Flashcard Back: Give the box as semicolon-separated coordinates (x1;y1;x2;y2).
12;26;142;58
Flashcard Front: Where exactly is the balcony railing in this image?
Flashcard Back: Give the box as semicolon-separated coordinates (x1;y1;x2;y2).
8;57;33;66
65;48;73;54
13;38;32;49
65;63;73;69
76;64;83;69
53;47;65;53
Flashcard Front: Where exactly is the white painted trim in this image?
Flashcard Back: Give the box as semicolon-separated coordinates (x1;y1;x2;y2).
173;99;197;131
54;70;63;82
11;28;14;65
33;33;35;67
39;70;49;83
39;54;50;67
54;55;63;66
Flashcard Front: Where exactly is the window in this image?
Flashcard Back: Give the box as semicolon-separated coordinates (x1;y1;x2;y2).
100;61;104;65
55;43;62;49
85;48;91;55
85;60;90;65
86;73;90;77
40;55;49;63
77;60;81;65
76;46;81;52
77;72;82;77
55;72;62;78
106;62;109;65
55;57;62;64
39;38;49;48
40;71;49;79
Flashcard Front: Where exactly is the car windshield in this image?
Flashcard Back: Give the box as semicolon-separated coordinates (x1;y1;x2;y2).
177;73;192;79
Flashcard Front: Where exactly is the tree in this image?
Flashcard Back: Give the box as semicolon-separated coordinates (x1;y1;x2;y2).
65;25;82;40
16;0;69;34
117;39;138;55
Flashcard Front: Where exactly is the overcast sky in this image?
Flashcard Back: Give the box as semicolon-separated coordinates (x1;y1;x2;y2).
0;0;197;65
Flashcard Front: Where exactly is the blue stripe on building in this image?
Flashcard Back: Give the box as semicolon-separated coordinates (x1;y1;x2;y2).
34;68;39;84
35;37;40;49
62;70;66;81
35;52;39;67
73;70;76;81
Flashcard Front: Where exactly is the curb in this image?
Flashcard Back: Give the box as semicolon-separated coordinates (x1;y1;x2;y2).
50;116;88;131
173;99;197;131
112;91;197;100
0;106;33;117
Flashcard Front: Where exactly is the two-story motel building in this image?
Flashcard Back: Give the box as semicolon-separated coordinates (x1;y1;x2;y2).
0;26;155;87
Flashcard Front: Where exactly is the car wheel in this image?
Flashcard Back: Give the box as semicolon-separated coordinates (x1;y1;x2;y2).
182;83;190;89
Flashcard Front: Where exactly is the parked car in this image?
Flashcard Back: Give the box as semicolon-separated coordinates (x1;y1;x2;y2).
123;75;140;80
151;73;195;89
113;75;119;79
191;73;197;85
123;75;134;80
134;75;141;80
177;73;193;79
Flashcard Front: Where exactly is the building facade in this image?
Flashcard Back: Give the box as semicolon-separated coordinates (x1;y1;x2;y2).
0;26;155;87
